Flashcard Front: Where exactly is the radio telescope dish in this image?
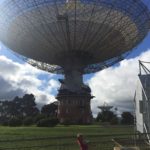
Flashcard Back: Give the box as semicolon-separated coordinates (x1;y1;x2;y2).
0;0;150;124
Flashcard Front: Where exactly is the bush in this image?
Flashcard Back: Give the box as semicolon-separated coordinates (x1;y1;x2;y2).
121;112;134;125
62;119;71;126
110;117;118;125
8;118;22;127
23;117;33;126
1;120;8;126
34;114;47;123
37;118;58;127
0;117;9;126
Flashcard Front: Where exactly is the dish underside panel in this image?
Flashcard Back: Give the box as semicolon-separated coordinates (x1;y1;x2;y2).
0;0;149;74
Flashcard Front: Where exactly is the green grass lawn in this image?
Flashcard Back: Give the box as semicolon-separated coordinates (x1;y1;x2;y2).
0;125;134;150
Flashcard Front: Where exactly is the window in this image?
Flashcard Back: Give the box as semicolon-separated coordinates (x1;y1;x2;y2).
139;100;143;113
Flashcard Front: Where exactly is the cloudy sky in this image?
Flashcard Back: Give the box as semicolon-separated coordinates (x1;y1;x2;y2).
0;0;150;116
89;49;150;116
0;46;61;107
1;32;150;117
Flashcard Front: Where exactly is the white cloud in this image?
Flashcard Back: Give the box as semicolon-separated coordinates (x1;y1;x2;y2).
0;55;58;107
46;79;60;93
1;48;150;116
88;49;150;116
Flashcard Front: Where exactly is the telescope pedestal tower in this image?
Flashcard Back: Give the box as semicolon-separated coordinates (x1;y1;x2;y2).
56;68;93;124
57;92;93;124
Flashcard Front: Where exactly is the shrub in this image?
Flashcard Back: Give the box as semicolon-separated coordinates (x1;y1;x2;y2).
0;117;8;126
1;120;9;126
62;119;71;126
121;112;134;125
110;117;118;125
37;118;58;127
23;117;33;126
34;114;47;123
8;118;22;127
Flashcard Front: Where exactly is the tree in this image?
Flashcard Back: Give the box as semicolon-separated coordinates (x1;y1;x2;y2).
41;102;58;117
0;101;15;118
96;110;117;122
20;94;39;117
121;112;134;125
0;94;40;125
13;96;22;117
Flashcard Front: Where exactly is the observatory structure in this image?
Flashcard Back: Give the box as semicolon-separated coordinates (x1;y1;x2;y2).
98;102;113;112
135;61;150;142
0;0;150;124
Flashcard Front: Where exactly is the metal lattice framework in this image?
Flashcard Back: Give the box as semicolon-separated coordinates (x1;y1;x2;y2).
0;0;150;74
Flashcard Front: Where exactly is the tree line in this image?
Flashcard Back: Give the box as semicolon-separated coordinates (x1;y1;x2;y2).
96;109;134;125
0;94;58;127
0;93;134;126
